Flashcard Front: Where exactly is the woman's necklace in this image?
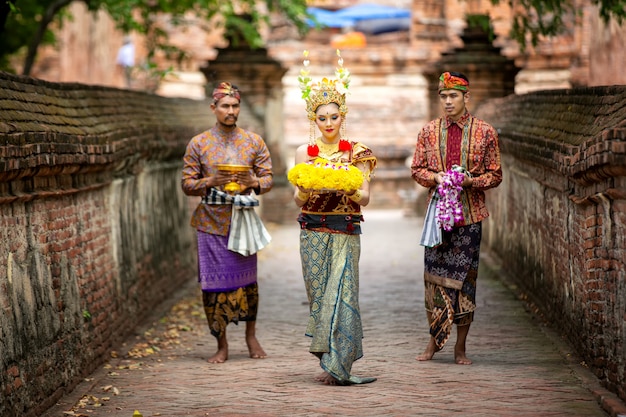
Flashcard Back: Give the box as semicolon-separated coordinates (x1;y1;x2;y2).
317;138;341;159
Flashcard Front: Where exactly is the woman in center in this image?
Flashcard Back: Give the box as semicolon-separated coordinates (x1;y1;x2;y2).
290;50;377;386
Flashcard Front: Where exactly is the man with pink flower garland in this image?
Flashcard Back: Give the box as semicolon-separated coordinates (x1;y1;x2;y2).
410;71;502;365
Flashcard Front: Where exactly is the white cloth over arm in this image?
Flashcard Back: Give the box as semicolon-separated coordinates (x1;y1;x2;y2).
202;188;271;256
228;194;272;256
419;190;442;248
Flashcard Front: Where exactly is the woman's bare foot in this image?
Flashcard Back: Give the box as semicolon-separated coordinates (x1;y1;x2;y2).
416;338;440;361
314;372;328;382
246;335;267;359
454;348;472;365
315;372;340;386
207;347;228;363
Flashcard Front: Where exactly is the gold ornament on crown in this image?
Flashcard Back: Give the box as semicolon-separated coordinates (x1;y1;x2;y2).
299;49;351;121
298;50;351;153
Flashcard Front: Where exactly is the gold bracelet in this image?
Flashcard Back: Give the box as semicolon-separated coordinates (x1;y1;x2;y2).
296;189;310;201
348;190;363;203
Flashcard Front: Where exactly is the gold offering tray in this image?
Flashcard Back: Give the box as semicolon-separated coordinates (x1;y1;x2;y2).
216;164;251;194
216;164;251;172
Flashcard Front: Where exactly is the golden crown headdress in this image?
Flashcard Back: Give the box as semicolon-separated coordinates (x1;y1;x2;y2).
298;50;351;121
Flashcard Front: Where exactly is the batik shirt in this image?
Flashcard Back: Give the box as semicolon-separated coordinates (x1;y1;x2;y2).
181;125;273;236
410;111;502;226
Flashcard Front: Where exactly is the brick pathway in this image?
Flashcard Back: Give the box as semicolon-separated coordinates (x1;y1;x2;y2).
41;210;626;417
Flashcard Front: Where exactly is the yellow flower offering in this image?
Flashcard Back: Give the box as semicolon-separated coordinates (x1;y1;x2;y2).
288;158;363;192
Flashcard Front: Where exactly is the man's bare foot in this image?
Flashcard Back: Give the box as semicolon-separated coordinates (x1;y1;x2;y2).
454;349;472;365
207;347;228;363
416;339;440;361
246;335;267;359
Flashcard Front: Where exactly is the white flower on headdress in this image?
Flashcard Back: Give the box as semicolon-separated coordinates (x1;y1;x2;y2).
335;49;350;93
335;81;348;95
299;49;351;110
303;51;310;66
298;50;313;99
299;69;311;90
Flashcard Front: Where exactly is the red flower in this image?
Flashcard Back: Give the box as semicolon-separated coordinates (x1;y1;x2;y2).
339;140;351;152
307;144;319;157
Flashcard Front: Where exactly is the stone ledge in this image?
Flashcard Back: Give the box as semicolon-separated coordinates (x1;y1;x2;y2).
476;86;626;183
0;72;209;180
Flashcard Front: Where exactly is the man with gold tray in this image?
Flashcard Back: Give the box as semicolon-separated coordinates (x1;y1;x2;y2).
182;82;273;364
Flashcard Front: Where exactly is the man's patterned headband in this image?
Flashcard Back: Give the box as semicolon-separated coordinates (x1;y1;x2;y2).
212;82;241;103
438;72;469;92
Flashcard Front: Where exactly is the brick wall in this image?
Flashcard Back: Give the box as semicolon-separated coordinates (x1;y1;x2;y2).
0;72;211;416
475;86;626;402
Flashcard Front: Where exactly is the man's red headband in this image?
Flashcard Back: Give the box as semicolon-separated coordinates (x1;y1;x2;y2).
438;72;469;92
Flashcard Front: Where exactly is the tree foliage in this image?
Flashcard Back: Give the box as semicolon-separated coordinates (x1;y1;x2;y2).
1;0;624;76
0;0;310;75
495;0;626;49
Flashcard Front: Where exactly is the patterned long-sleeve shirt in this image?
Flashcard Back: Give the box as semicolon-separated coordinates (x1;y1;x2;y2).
181;125;273;235
410;111;502;226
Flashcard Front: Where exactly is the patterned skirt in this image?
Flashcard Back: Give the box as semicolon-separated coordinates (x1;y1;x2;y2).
197;231;257;292
424;222;482;349
196;231;259;339
202;283;259;339
300;229;363;383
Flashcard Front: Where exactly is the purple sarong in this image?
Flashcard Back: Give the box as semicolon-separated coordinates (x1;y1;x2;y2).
197;231;257;292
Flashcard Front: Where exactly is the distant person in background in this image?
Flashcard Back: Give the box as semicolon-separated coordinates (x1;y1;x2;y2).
116;36;135;88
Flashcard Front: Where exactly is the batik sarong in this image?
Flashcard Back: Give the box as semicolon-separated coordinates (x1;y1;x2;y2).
424;222;482;349
197;231;259;338
202;283;259;339
300;229;364;383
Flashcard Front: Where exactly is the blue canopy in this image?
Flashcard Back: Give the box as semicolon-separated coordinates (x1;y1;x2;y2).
355;17;411;35
307;7;356;28
335;3;410;21
307;3;410;29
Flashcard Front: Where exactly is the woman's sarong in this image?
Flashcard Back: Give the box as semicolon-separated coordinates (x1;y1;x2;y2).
197;231;259;338
424;222;482;349
300;229;363;383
